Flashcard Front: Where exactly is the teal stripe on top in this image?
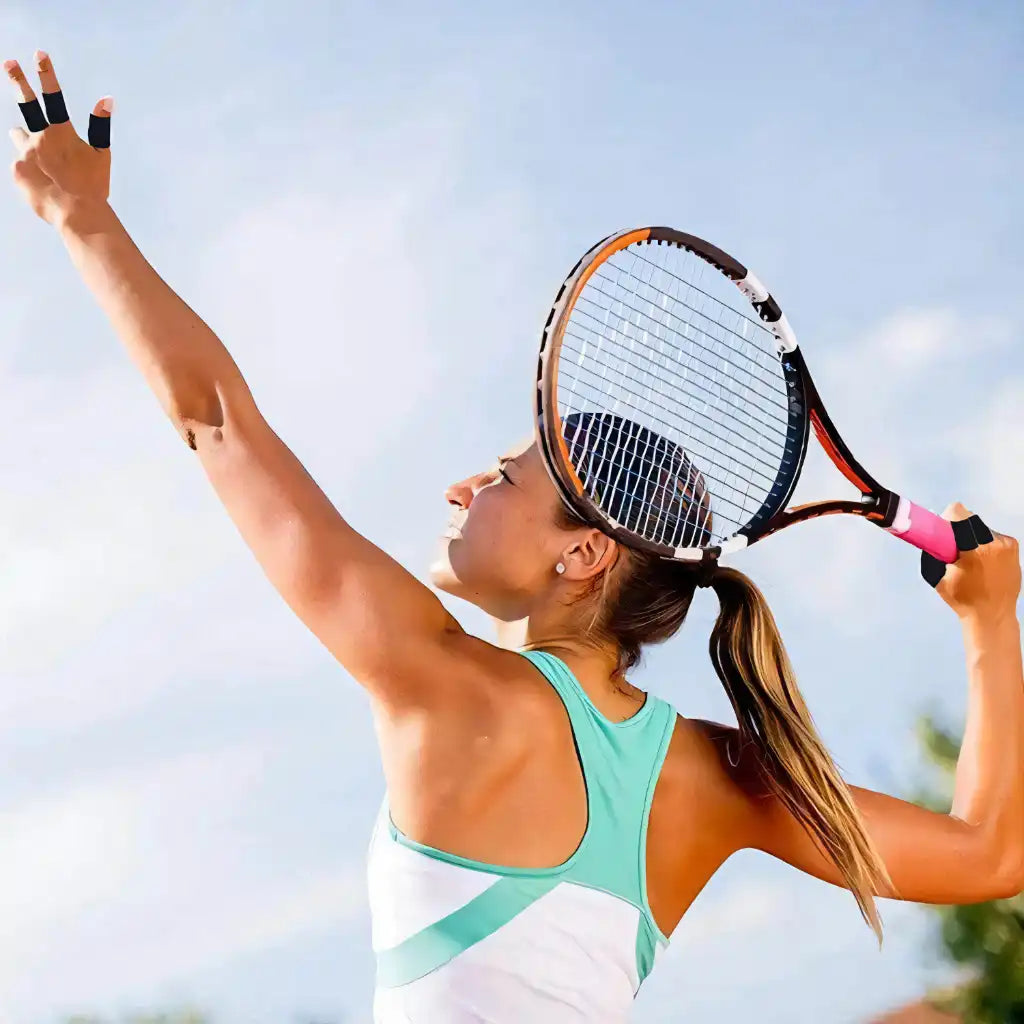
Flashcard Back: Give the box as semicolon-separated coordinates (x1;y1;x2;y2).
376;875;559;989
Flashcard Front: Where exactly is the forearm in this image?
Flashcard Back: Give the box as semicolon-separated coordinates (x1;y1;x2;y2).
951;611;1024;881
56;199;249;438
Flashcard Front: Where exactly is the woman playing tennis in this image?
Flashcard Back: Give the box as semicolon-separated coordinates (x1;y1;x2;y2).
7;54;1023;1023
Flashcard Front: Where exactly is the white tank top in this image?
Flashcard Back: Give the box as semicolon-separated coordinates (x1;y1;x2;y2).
366;651;677;1022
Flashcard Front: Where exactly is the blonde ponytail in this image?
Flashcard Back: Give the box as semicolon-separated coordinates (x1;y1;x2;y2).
708;565;893;942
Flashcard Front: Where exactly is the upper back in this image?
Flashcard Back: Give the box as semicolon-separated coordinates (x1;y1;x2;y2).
368;649;693;1020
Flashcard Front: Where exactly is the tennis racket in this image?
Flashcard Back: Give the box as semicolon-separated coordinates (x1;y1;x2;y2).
534;226;959;567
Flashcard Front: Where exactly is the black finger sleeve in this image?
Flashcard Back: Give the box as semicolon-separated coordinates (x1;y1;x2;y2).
41;89;69;124
88;113;111;149
952;518;980;552
921;552;945;589
968;514;994;546
17;97;47;132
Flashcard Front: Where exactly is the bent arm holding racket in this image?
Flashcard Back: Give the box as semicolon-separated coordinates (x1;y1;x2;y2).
724;509;1024;904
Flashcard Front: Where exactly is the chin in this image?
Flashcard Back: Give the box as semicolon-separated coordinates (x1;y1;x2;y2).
429;538;472;597
428;539;504;615
429;551;460;594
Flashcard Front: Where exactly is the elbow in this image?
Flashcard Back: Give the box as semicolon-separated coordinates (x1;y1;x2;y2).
176;376;255;450
989;851;1024;901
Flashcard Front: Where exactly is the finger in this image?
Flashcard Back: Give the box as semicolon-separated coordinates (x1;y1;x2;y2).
4;59;47;133
88;95;113;149
922;512;994;588
4;58;37;103
952;516;982;551
33;50;69;125
921;551;945;588
33;50;59;94
941;501;972;521
7;125;29;155
967;515;994;546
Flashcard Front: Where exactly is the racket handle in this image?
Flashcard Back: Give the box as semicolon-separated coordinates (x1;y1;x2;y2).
885;497;958;563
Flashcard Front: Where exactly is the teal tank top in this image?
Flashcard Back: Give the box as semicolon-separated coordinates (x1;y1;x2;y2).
519;650;676;975
374;649;677;990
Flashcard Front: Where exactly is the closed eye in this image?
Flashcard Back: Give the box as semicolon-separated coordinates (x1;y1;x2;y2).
497;458;515;485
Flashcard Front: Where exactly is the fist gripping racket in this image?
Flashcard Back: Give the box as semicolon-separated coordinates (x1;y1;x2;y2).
534;227;959;567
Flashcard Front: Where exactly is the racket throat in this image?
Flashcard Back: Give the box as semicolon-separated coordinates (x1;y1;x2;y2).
863;490;901;527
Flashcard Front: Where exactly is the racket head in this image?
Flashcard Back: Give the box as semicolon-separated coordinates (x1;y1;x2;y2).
535;227;812;562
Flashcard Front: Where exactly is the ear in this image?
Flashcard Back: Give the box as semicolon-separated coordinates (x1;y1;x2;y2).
560;528;618;582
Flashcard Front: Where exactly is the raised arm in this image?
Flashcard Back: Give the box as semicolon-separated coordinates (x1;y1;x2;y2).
56;198;470;704
724;507;1024;905
5;52;466;710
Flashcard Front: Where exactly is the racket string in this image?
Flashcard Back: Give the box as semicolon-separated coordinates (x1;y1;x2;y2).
609;254;783;392
555;241;794;545
584;266;787;416
560;328;784;484
569;300;787;456
583;258;789;460
556;363;779;534
559;336;780;496
556;371;774;526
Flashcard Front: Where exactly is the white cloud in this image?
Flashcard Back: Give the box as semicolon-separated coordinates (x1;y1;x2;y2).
853;307;1010;373
0;740;366;1014
665;876;790;951
638;860;931;1024
948;376;1024;528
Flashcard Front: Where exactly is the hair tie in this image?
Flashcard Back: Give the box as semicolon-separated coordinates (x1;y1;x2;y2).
694;558;718;589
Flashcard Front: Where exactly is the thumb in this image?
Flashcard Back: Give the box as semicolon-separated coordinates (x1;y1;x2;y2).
8;125;29;156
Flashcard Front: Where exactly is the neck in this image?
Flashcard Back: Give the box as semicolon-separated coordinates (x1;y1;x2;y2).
491;610;628;694
491;600;606;661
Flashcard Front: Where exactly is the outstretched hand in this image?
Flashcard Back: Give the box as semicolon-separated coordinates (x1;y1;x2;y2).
5;49;112;225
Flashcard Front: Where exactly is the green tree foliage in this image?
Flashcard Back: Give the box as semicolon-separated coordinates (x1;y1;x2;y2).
914;715;1024;1024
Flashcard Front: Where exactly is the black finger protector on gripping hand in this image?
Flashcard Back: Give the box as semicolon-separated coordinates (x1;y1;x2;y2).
921;515;994;588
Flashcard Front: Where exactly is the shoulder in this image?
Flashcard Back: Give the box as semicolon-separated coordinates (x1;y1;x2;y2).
644;715;776;927
652;716;775;849
408;632;570;738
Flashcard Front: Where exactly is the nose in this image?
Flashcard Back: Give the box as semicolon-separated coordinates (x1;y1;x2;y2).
446;476;477;510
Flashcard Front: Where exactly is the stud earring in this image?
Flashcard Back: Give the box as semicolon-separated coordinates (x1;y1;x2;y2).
555;562;566;575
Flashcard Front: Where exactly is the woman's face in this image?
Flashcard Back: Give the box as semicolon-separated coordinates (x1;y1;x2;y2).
430;439;578;620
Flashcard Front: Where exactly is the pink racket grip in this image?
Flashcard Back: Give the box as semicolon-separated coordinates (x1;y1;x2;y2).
885;497;958;563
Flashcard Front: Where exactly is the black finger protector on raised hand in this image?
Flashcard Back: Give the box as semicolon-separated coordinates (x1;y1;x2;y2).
17;97;47;132
41;90;69;124
921;514;994;588
87;112;110;149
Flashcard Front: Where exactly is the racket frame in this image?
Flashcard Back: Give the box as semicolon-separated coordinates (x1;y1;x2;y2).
534;226;915;563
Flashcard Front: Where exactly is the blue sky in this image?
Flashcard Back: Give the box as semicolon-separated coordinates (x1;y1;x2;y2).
0;0;1021;1021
